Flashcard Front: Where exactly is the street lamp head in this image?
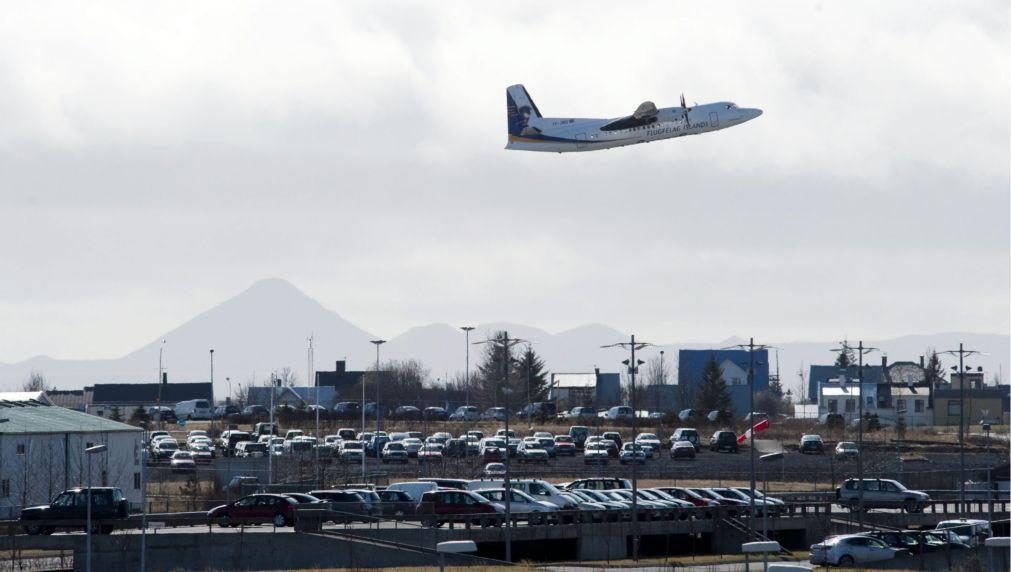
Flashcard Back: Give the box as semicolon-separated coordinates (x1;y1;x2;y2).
622;359;630;366
370;339;386;346
460;326;475;332
85;444;107;454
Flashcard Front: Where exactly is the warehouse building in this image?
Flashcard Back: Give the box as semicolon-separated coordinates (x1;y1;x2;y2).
0;398;144;519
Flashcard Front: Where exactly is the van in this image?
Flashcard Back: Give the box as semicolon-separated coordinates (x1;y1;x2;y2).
385;481;439;503
174;399;212;420
465;479;577;509
606;406;633;421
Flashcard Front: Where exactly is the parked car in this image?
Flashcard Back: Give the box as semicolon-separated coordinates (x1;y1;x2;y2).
481;407;507;421
151;438;179;460
147;406;177;423
534;436;557;457
449;405;480;421
670;440;696;459
442;438;467;458
416;490;502;527
422;406;448;421
308;490;372;523
417;444;444;463
835;441;859;460
601;431;623;448
473;488;559;524
809;534;910;567
333;401;361;418
562;407;597;421
212;404;240;419
658;487;718;508
390;405;420;420
338;441;366;464
634;433;662;455
465;479;577;509
207;494;298;527
605;406;633;421
799;434;825;454
619;443;646;465
235;441;268;458
479;438;507;461
860;530;930;554
170;450;197;472
384;481;439;504
553;435;577;456
189;442;214;463
381;441;409;464
517;439;549;464
20;488;129;535
376;489;415;519
583;442;610;465
709;430;739;453
934;519;992;547
484;462;506;477
241;405;268;417
672;428;701;451
835;478;930;512
562;478;631;491
174;399;213;420
568;425;590;449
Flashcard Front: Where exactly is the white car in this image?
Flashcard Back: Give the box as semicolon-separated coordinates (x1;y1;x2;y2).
935;519;992;547
338;441;365;464
810;534;909;567
401;438;424;457
473;488;559;523
170;450;197;472
605;406;634;421
517;439;549;464
483;462;506;477
634;433;662;456
618;443;646;465
381;442;409;464
583;443;610;465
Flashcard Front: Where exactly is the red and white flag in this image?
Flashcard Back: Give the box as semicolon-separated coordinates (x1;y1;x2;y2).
737;418;770;445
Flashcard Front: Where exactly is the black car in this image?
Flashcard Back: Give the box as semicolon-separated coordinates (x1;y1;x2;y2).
423;406;448;421
861;531;927;554
393;405;422;420
709;430;739;453
147;406;177;423
377;489;416;519
213;404;241;419
442;438;467;458
21;488;129;535
799;435;825;454
309;490;372;523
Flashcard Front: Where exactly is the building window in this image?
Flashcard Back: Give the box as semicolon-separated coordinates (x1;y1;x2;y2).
896;399;906;413
1;479;9;498
16;444;25;455
828;399;837;413
101;470;108;487
947;400;961;416
914;400;924;413
134;473;141;490
845;399;856;413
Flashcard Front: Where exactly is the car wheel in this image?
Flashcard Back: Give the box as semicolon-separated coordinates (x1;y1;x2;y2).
23;524;43;536
272;513;287;527
100;525;115;534
218;516;232;528
904;500;921;513
838;554;854;567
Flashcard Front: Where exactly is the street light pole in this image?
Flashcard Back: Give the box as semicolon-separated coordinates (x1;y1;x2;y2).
371;340;386;434
831;340;877;526
942;342;981;514
209;349;215;435
603;335;652;561
473;331;525;562
85;444;107;572
157;340;166;430
461;327;475;407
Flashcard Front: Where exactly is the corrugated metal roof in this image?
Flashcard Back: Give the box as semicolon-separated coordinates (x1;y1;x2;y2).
0;392;52;405
0;400;142;434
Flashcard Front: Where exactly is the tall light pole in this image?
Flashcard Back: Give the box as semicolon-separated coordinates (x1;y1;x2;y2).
157;340;166;430
831;340;876;525
371;340;386;433
603;335;651;561
269;373;275;487
85;443;107;572
461;326;475;407
309;336;320;487
942;343;981;514
209;349;215;435
473;331;525;562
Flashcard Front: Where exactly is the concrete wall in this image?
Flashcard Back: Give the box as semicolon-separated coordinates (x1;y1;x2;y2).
79;531;476;571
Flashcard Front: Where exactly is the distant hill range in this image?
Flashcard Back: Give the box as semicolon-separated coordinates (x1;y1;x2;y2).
1;278;1007;399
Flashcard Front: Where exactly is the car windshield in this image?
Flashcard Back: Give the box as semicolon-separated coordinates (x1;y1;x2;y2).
343;442;363;450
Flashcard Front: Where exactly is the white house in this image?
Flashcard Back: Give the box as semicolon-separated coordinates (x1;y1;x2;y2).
0;399;144;519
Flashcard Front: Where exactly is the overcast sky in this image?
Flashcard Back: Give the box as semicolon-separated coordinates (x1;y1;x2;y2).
1;1;1007;363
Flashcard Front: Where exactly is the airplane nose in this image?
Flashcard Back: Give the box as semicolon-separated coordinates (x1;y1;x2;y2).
741;108;763;121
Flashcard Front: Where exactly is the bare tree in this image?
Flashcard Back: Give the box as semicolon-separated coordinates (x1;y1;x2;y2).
21;370;52;392
278;366;298;387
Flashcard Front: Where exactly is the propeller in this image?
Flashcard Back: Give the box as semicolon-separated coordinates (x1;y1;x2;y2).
680;93;690;126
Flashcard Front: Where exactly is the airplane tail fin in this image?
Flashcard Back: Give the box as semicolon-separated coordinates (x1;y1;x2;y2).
507;84;542;136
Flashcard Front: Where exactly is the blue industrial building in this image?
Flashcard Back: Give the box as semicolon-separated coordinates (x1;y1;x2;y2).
806;364;885;403
677;349;769;417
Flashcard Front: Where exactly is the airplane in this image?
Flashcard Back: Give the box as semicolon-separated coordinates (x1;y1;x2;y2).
505;84;762;153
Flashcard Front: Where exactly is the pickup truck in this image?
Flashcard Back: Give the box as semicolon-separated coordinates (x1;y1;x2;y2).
20;487;129;535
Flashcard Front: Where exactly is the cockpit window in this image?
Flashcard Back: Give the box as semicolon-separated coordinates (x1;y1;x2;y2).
726;103;738;109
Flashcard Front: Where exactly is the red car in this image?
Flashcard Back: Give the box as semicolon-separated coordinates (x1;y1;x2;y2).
416;490;502;527
553;435;577;456
656;487;719;508
207;494;298;527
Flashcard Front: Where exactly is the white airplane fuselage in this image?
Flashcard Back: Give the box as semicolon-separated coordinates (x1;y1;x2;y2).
505;88;762;153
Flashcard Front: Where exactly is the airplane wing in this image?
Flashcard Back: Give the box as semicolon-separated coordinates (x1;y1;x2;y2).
601;101;658;131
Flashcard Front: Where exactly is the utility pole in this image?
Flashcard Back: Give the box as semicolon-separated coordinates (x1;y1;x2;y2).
309;336;320;487
473;331;525;562
832;340;877;526
603;335;651;561
461;326;475;407
942;343;981;514
209;349;215;436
